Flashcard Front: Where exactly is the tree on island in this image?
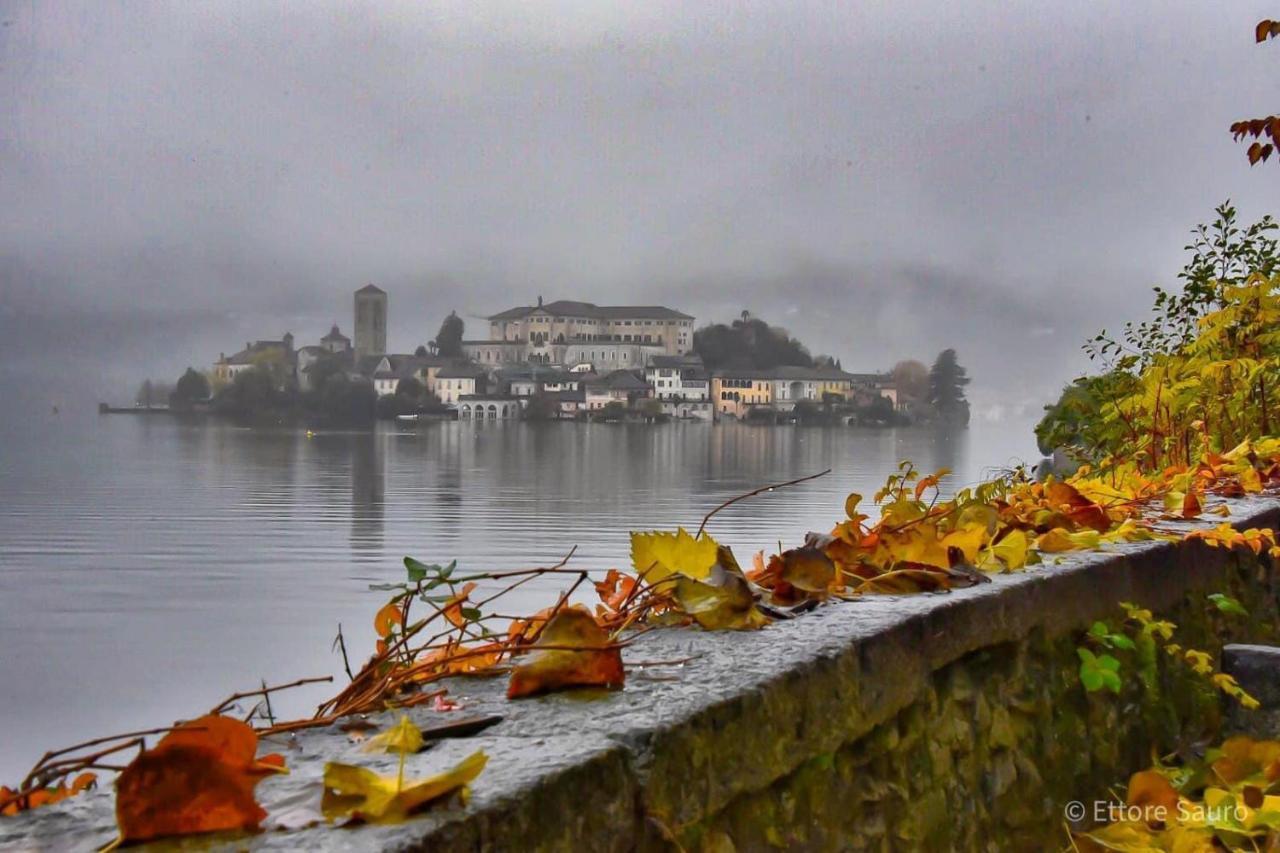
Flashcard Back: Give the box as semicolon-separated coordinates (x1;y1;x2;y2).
320;374;377;424
890;360;929;403
169;368;211;409
136;380;155;408
432;311;465;357
927;349;971;424
214;367;284;419
693;312;814;370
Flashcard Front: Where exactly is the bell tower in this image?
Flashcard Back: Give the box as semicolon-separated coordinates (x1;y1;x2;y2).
353;284;387;358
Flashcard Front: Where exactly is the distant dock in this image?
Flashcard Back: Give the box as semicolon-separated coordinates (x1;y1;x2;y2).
98;403;175;415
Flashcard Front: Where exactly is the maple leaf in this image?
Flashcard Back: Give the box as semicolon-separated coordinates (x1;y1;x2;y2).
507;607;625;699
321;750;487;824
112;715;287;845
630;528;719;583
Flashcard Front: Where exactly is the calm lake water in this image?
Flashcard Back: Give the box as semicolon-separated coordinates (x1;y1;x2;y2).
0;411;1039;781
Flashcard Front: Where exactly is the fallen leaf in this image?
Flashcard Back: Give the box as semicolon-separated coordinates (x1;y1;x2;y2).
364;715;425;755
673;547;768;630
113;715;287;844
507;607;625;698
630;528;719;583
321;750;487;824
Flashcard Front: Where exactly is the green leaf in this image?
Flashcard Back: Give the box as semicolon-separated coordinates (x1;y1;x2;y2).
404;557;430;583
1108;633;1136;651
459;607;483;621
1208;593;1249;618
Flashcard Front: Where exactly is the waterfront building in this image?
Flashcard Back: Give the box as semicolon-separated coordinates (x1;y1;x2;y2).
354;284;388;359
435;364;489;404
584;370;650;411
458;395;523;420
213;333;295;386
365;354;456;397
645;355;713;421
711;369;775;419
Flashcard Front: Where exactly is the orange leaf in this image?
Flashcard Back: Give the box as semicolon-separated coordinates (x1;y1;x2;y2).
507;607;624;699
1126;769;1179;816
114;715;287;844
1182;491;1202;519
594;569;637;612
374;601;403;638
443;582;479;629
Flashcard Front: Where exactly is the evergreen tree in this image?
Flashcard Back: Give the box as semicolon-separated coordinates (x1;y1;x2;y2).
432;311;465;357
927;349;970;422
170;368;211;408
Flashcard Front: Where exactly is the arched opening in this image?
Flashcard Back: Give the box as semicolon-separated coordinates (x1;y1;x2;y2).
788;381;804;400
488;404;498;417
461;404;471;419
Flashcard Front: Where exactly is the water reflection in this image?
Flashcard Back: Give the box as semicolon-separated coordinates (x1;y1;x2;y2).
0;415;1035;781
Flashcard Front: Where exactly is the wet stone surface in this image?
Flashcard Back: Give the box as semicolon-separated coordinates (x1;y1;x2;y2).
6;497;1280;852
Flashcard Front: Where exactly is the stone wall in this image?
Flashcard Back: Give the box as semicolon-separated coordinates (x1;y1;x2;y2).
7;499;1280;852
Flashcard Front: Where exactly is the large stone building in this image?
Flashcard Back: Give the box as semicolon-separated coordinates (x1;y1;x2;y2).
465;299;694;369
354;284;388;358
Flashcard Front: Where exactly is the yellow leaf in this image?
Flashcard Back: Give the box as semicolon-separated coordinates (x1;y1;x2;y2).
991;529;1028;570
321;750;487;824
630;528;719;582
1035;528;1077;553
673;548;768;630
941;525;987;563
363;714;425;756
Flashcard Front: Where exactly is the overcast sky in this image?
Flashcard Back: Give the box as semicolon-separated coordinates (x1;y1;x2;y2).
1;1;1276;419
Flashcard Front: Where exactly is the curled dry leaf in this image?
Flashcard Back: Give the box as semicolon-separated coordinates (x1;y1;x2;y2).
112;715;287;845
507;606;625;699
673;546;768;630
321;750;487;825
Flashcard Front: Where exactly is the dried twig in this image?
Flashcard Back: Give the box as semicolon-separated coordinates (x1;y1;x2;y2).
696;469;832;537
210;675;334;716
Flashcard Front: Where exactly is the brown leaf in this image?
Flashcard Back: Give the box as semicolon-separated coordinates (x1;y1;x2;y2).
114;715;286;844
507;607;624;699
778;538;836;594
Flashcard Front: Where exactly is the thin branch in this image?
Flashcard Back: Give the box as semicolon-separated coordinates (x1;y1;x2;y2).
210;675;333;716
697;469;833;537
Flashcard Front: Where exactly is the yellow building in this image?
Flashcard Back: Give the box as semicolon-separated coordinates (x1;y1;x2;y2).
712;371;774;419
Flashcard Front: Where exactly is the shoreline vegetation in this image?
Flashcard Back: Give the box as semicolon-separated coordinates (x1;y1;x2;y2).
108;343;973;430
